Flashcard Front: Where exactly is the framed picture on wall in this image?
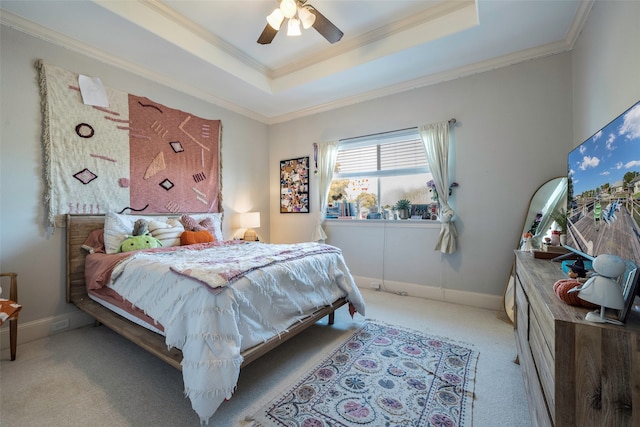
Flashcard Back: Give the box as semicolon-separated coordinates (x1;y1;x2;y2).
280;156;309;213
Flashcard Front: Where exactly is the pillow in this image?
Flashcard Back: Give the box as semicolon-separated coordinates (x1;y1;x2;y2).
148;219;184;248
180;230;214;246
104;212;169;254
82;228;105;254
104;212;222;253
180;213;223;241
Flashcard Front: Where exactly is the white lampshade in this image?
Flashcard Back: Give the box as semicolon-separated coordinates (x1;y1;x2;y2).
241;212;261;229
280;0;298;19
287;18;301;36
241;212;260;242
298;6;316;29
266;8;284;30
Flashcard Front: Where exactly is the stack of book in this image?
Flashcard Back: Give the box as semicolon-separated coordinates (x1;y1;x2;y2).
326;205;340;219
326;201;357;219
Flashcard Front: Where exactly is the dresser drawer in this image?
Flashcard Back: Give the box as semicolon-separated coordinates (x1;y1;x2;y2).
515;279;529;344
529;309;555;423
527;290;555;356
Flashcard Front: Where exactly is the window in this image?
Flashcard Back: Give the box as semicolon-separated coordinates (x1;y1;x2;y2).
328;128;436;218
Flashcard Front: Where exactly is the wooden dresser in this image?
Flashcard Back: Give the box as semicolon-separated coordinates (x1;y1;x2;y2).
513;251;640;427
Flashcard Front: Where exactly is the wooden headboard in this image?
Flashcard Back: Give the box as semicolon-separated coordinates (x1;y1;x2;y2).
65;212;217;303
66;214;105;304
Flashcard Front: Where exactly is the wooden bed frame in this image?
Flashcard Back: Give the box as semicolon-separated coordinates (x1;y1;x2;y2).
66;214;347;370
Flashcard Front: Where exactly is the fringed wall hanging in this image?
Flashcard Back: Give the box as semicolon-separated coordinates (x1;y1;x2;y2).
37;60;222;229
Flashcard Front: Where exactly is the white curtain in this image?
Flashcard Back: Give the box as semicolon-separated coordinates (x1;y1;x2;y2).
312;140;339;242
419;121;458;254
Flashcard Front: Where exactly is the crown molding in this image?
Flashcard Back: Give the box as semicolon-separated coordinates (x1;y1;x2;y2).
2;0;591;126
268;38;574;124
139;0;269;75
0;11;270;124
271;0;476;79
564;0;594;50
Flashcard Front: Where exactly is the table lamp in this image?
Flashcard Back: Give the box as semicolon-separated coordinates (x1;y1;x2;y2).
241;212;261;241
569;254;626;325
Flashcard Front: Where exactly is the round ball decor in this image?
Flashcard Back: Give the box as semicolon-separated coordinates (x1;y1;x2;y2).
553;279;599;309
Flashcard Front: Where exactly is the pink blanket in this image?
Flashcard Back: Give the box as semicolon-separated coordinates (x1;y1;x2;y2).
168;242;341;290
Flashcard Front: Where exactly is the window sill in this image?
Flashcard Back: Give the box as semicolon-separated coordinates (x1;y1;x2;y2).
325;219;441;228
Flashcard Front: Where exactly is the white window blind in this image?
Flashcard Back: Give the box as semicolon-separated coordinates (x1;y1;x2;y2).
335;128;429;178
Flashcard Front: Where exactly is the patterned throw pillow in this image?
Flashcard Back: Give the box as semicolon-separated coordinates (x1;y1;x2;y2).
180;214;222;241
148;219;184;247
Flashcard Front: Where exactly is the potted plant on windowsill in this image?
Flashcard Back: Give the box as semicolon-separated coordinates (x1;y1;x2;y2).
395;199;411;220
550;208;568;245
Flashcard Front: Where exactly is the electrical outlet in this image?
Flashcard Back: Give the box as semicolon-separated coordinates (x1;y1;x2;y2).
51;319;69;332
371;282;381;290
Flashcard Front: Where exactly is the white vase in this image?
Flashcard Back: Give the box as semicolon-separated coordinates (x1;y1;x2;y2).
560;234;567;246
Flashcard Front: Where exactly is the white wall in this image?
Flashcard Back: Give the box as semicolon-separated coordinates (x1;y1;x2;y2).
0;26;269;347
571;0;640;146
269;53;574;308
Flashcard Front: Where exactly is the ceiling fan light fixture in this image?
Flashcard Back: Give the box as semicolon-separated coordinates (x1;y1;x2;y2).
266;8;284;30
280;0;298;19
258;0;342;45
298;6;316;29
287;17;301;36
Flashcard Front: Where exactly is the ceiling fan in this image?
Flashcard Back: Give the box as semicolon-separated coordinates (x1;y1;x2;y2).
258;0;344;45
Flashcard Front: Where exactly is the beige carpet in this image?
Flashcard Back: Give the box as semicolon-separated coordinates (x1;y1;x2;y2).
0;289;531;426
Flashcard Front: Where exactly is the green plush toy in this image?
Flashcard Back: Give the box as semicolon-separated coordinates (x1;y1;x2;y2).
118;234;163;252
117;218;163;252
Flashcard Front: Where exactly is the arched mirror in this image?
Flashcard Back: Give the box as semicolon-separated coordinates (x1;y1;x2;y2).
500;177;568;323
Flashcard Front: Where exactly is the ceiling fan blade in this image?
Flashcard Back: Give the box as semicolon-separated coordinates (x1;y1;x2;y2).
257;24;279;45
309;6;343;44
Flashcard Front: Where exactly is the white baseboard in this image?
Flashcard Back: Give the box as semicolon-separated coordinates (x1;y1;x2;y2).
0;309;94;351
352;275;502;311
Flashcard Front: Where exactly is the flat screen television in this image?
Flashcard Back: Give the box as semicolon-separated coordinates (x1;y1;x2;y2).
566;99;640;264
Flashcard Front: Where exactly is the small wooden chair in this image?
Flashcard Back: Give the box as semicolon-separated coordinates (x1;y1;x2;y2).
0;272;22;360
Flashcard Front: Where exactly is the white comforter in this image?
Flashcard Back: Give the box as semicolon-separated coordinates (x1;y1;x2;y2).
108;242;365;423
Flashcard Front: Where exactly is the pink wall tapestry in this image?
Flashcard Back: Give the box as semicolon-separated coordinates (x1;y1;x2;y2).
37;60;221;228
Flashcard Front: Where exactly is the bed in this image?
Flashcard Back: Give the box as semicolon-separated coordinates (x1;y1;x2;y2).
65;213;365;423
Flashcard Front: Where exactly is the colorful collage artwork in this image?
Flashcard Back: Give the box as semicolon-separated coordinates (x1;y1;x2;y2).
280;157;309;213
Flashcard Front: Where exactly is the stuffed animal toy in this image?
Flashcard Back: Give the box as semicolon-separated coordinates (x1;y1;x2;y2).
568;258;588;280
118;234;163;252
117;218;163;252
132;218;149;237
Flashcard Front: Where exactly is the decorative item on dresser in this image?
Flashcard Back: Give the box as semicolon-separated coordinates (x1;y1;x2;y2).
513;251;640;427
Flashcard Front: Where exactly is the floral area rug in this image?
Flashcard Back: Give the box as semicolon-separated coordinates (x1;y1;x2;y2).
248;320;478;427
